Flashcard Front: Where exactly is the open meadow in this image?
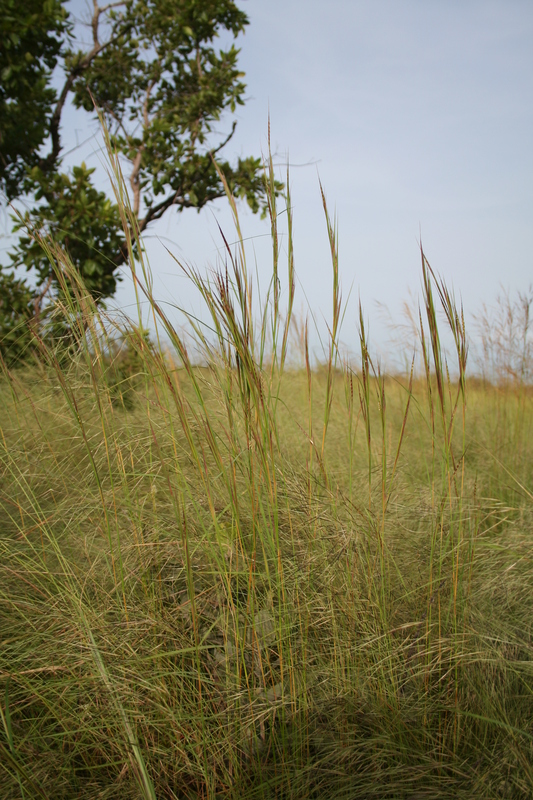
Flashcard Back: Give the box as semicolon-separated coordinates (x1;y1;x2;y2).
1;167;533;799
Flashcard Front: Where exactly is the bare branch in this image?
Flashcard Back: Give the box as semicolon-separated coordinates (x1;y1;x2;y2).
31;274;53;328
92;0;101;47
98;1;127;13
211;121;237;156
129;77;157;217
130;149;144;217
38;6;133;172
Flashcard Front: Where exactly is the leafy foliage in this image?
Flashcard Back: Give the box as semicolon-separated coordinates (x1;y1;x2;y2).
11;164;125;302
0;0;69;200
0;267;37;366
1;0;279;363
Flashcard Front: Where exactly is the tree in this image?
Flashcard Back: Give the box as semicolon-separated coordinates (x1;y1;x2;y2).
0;0;69;200
0;0;276;326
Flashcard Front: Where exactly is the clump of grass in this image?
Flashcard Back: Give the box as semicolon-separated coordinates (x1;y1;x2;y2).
474;286;533;386
1;143;532;799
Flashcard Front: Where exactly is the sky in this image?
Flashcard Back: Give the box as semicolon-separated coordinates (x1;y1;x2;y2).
3;0;533;360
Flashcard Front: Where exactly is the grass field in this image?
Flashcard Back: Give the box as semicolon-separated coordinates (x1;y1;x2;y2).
1;160;532;798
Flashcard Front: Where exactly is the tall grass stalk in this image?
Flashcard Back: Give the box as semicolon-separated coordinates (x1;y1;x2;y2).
1;143;532;798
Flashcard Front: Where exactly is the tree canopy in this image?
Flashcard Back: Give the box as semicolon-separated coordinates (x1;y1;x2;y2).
0;0;69;200
0;0;275;353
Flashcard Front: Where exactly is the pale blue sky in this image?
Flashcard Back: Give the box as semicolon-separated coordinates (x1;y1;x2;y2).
3;0;532;356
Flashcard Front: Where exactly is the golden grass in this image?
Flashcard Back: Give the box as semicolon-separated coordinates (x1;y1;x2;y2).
1;148;532;798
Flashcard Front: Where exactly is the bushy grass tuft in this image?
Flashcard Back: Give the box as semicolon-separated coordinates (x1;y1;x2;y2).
1;150;532;798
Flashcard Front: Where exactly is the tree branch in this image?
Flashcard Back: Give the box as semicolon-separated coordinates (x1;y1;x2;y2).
38;3;131;172
136;122;238;231
129;77;157;217
98;1;126;16
31;274;53;330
